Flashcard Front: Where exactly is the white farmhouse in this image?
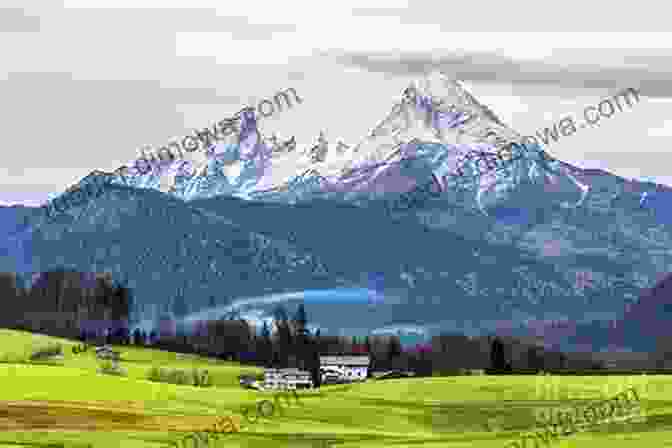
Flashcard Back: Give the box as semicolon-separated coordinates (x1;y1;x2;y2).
95;345;120;361
263;368;313;390
319;354;370;382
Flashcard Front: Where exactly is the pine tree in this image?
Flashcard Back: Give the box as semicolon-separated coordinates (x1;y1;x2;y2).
293;304;309;337
308;334;321;389
0;273;20;329
388;337;402;362
526;346;543;371
110;279;132;323
260;321;272;366
273;305;292;367
133;328;142;346
292;304;310;369
490;337;507;372
261;320;271;338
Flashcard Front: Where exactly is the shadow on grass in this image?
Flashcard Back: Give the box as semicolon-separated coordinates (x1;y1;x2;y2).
251;432;411;447
0;441;73;448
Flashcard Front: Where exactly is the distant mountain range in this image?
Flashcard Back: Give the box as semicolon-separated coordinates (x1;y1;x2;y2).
1;71;669;352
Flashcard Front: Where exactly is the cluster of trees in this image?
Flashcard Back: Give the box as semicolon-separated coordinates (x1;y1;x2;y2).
432;333;603;374
0;269;133;343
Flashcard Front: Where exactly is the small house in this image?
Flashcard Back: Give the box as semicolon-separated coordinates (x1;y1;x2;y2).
95;345;120;361
263;368;313;390
319;354;370;382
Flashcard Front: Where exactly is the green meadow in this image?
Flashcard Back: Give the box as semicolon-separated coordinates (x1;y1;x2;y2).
0;329;671;447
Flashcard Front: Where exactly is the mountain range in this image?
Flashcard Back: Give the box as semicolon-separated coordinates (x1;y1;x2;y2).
1;71;669;353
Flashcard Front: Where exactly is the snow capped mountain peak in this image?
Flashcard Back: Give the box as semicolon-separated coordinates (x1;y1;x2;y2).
351;71;523;164
413;71;506;125
63;70;590;215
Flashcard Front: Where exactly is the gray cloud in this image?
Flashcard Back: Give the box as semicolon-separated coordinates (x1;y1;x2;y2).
288;71;306;81
0;7;41;32
4;71;242;104
0;72;246;169
4;166;25;177
330;50;672;98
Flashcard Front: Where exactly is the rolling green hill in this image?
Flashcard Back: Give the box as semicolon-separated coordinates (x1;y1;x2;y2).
0;329;670;447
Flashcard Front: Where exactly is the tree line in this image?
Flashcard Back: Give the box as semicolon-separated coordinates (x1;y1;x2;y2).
0;269;602;378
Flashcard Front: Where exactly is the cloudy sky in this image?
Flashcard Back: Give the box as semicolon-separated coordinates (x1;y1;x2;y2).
1;0;671;206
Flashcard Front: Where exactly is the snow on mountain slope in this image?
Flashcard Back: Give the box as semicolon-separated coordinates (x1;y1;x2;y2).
89;70;590;215
106;107;274;199
350;71;523;163
249;72;590;214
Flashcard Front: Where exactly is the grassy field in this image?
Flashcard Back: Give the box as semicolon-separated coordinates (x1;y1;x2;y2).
0;329;670;447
